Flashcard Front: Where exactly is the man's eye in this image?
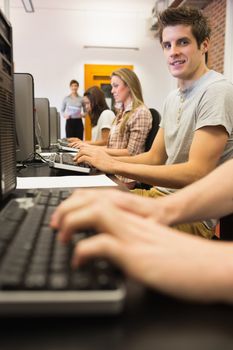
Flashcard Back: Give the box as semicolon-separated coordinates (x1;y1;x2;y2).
180;40;188;45
163;43;170;49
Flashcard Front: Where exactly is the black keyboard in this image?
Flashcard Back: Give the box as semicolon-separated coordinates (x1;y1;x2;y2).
54;153;90;169
0;189;125;314
57;138;69;147
55;153;76;166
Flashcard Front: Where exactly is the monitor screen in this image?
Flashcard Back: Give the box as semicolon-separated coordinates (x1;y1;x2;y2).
35;98;50;149
14;73;36;162
50;107;59;145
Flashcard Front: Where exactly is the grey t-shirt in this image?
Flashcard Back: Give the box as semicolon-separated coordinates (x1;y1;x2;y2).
158;70;233;228
159;70;233;187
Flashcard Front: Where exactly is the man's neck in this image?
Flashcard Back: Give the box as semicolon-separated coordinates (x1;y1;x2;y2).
178;66;209;91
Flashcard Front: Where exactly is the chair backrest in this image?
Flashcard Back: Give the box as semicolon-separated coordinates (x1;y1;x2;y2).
145;108;161;152
220;213;233;240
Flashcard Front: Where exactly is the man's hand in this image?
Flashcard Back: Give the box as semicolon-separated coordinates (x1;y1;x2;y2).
50;189;233;303
74;145;117;173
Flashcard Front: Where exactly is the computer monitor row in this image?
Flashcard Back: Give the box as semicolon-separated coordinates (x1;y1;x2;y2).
14;73;61;162
0;9;16;200
0;9;61;200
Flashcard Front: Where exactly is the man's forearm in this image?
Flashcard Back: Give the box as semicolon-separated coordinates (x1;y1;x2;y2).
111;160;207;188
160;159;233;225
110;150;153;163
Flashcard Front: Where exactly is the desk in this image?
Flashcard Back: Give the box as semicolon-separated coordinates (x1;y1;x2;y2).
1;286;233;349
1;164;233;349
16;162;126;188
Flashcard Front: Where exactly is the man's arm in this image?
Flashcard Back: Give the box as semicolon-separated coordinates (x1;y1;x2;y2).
76;126;228;188
51;192;233;303
109;127;167;164
96;158;233;227
114;126;228;187
153;157;233;225
75;128;167;173
51;155;233;237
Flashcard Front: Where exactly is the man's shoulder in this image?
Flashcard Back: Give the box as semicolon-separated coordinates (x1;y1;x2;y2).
203;73;233;96
200;70;231;89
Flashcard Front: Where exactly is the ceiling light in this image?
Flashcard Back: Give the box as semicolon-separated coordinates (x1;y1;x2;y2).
21;0;34;13
83;45;139;51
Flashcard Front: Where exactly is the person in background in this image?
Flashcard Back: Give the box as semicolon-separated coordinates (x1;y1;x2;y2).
51;158;233;304
61;79;83;139
75;7;233;234
74;68;152;188
68;86;115;147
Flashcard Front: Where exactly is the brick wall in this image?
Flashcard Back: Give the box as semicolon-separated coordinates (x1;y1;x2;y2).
203;0;226;73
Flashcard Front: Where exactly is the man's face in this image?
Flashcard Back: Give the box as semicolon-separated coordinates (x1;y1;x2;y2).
161;25;208;82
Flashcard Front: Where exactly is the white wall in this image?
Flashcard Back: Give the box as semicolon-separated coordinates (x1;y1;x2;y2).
1;1;173;136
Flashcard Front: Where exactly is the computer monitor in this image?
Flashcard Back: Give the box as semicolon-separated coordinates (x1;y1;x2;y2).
0;9;16;200
50;107;59;145
14;73;36;162
57;112;61;140
35;98;50;149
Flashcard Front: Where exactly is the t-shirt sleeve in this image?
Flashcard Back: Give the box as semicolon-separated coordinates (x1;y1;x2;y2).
98;110;115;130
195;81;233;136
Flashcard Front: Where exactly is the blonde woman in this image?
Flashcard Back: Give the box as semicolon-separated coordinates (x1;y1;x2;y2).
107;68;152;157
75;68;152;187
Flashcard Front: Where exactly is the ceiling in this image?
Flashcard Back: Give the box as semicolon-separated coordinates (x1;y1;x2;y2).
170;0;212;8
1;0;157;14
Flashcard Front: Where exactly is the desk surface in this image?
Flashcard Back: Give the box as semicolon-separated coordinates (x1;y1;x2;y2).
1;285;233;350
1;163;233;349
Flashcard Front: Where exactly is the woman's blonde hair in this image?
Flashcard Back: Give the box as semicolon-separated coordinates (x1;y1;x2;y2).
111;68;144;133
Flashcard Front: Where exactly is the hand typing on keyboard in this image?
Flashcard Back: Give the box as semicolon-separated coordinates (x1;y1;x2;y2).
73;144;115;173
51;189;169;281
51;187;233;303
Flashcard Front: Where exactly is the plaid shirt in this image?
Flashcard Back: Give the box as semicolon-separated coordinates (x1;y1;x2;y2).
107;103;152;183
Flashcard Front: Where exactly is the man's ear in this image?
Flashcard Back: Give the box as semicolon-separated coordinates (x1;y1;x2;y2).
201;38;210;54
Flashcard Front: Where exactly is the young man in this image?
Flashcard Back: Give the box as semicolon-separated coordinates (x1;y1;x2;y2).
51;158;233;303
75;7;233;238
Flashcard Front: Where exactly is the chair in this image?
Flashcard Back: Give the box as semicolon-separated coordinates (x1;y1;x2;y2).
219;213;233;240
135;108;161;190
144;108;161;152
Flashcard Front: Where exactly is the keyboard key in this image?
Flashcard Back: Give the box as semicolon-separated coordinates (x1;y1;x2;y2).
2;200;26;222
71;271;92;290
25;273;47;289
0;220;18;242
49;273;69;290
0;272;22;289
